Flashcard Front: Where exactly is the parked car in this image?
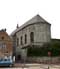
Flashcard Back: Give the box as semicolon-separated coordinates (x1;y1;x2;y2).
0;57;13;67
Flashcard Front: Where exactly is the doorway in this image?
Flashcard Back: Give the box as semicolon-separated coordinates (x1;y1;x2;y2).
17;55;21;61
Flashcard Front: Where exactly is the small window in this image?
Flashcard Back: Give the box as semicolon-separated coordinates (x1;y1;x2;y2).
25;34;27;44
0;43;6;49
2;36;4;40
21;36;23;45
30;32;34;43
2;44;6;49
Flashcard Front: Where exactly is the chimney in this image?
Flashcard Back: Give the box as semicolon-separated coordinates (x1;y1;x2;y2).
5;28;6;31
16;24;19;28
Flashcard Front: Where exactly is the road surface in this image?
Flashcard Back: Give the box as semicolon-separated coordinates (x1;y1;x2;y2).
0;63;60;69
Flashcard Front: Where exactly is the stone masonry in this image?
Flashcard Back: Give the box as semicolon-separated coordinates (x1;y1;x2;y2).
11;14;51;61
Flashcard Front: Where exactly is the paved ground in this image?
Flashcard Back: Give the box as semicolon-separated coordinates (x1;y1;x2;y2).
0;63;60;69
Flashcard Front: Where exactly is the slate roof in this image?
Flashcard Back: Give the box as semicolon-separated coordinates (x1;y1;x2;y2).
11;14;51;36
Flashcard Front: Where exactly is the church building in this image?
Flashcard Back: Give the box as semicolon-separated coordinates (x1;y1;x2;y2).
11;14;51;61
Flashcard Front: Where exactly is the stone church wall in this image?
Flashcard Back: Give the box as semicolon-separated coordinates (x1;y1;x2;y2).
16;22;51;47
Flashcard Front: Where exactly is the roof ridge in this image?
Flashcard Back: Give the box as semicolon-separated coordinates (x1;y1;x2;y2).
11;14;50;36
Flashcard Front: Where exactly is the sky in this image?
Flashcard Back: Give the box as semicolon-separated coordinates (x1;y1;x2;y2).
0;0;60;39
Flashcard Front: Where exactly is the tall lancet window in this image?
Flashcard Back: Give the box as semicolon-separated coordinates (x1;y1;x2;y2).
17;38;19;46
21;36;23;45
30;32;34;43
25;34;27;44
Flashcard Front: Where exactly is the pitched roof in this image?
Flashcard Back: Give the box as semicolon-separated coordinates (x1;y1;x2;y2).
11;14;51;36
25;14;47;24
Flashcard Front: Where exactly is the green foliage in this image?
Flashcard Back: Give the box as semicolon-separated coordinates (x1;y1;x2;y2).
27;39;60;57
50;41;60;49
27;47;49;57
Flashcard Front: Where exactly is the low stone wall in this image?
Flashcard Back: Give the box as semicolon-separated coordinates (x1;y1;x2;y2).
27;57;60;64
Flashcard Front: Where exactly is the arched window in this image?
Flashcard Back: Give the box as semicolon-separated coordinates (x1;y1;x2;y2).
17;38;19;46
1;36;4;40
25;34;27;44
21;36;23;45
30;32;34;43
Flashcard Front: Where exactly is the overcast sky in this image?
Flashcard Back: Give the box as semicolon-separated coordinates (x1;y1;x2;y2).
0;0;60;39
